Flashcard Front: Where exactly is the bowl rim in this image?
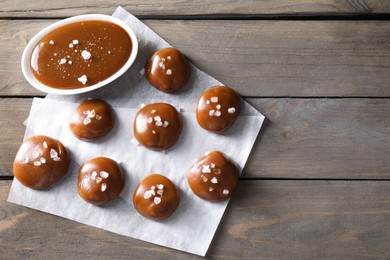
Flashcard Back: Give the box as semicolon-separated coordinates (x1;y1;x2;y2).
21;14;138;95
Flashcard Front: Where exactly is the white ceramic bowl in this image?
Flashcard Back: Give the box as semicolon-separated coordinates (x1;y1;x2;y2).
21;14;138;95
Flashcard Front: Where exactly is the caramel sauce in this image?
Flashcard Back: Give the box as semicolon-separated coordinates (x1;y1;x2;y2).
30;20;132;89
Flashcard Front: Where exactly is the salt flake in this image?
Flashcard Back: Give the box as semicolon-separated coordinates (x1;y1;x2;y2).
83;118;91;125
100;171;109;179
154;197;161;204
78;75;88;85
228;107;236;114
81;50;92;60
202;165;211;173
101;183;107;192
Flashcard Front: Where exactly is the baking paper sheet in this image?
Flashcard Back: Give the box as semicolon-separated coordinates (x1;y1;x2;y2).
8;7;264;256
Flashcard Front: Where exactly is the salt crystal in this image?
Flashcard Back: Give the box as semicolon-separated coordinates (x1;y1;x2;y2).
151;109;156;114
69;43;74;48
166;69;172;75
101;183;107;192
152;130;156;134
96;177;102;184
68;61;72;65
155;121;163;127
78;75;88;85
83;118;91;125
40;157;46;164
202;165;211;173
209;110;215;116
50;149;58;159
32;151;39;159
214;110;221;117
95;115;102;120
100;171;109;179
210;97;218;103
151;186;156;190
158;62;165;69
210;163;215;168
49;40;54;45
33;161;41;166
143;190;153;199
157;189;164;195
228;107;236;114
23;157;29;164
209;187;214;192
216;104;221;110
156;184;164;190
167;56;172;60
72;40;79;45
139;68;145;75
146;117;153;124
59;58;67;65
163;121;169;127
201;175;208;182
223;189;230;195
81;50;91;60
42;141;48;149
91;171;97;180
211;177;218;184
154;116;161;122
52;157;61;162
206;100;210;105
154;197;161;204
161;58;165;62
87;109;95;118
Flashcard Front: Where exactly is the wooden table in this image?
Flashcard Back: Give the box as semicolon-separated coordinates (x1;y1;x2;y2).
1;1;389;259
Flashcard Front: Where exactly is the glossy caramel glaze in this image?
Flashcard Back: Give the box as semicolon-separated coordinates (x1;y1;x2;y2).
187;151;239;202
134;103;182;150
78;157;124;206
145;48;191;92
13;135;69;190
31;20;132;89
69;99;115;141
196;86;241;132
133;174;180;221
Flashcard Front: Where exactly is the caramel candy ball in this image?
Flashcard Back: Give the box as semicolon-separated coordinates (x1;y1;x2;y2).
69;99;115;141
134;103;183;151
133;174;180;221
13;135;70;190
145;48;191;93
78;157;125;206
187;151;239;202
196;86;241;133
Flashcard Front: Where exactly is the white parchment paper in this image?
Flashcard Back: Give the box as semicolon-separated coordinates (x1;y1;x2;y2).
8;7;264;256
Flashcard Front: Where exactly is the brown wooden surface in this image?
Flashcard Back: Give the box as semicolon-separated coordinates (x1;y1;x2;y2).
0;2;389;259
1;180;389;259
1;20;390;97
1;98;389;179
1;0;389;18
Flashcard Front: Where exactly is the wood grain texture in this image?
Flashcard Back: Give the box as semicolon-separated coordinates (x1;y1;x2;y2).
1;20;390;97
1;98;388;179
0;0;389;18
1;180;389;259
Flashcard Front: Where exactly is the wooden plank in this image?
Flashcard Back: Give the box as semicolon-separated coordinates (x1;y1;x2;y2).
1;180;389;259
0;1;389;18
1;98;389;179
0;20;389;97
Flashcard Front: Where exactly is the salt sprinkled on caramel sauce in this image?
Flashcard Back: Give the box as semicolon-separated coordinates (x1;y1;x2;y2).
30;20;132;89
